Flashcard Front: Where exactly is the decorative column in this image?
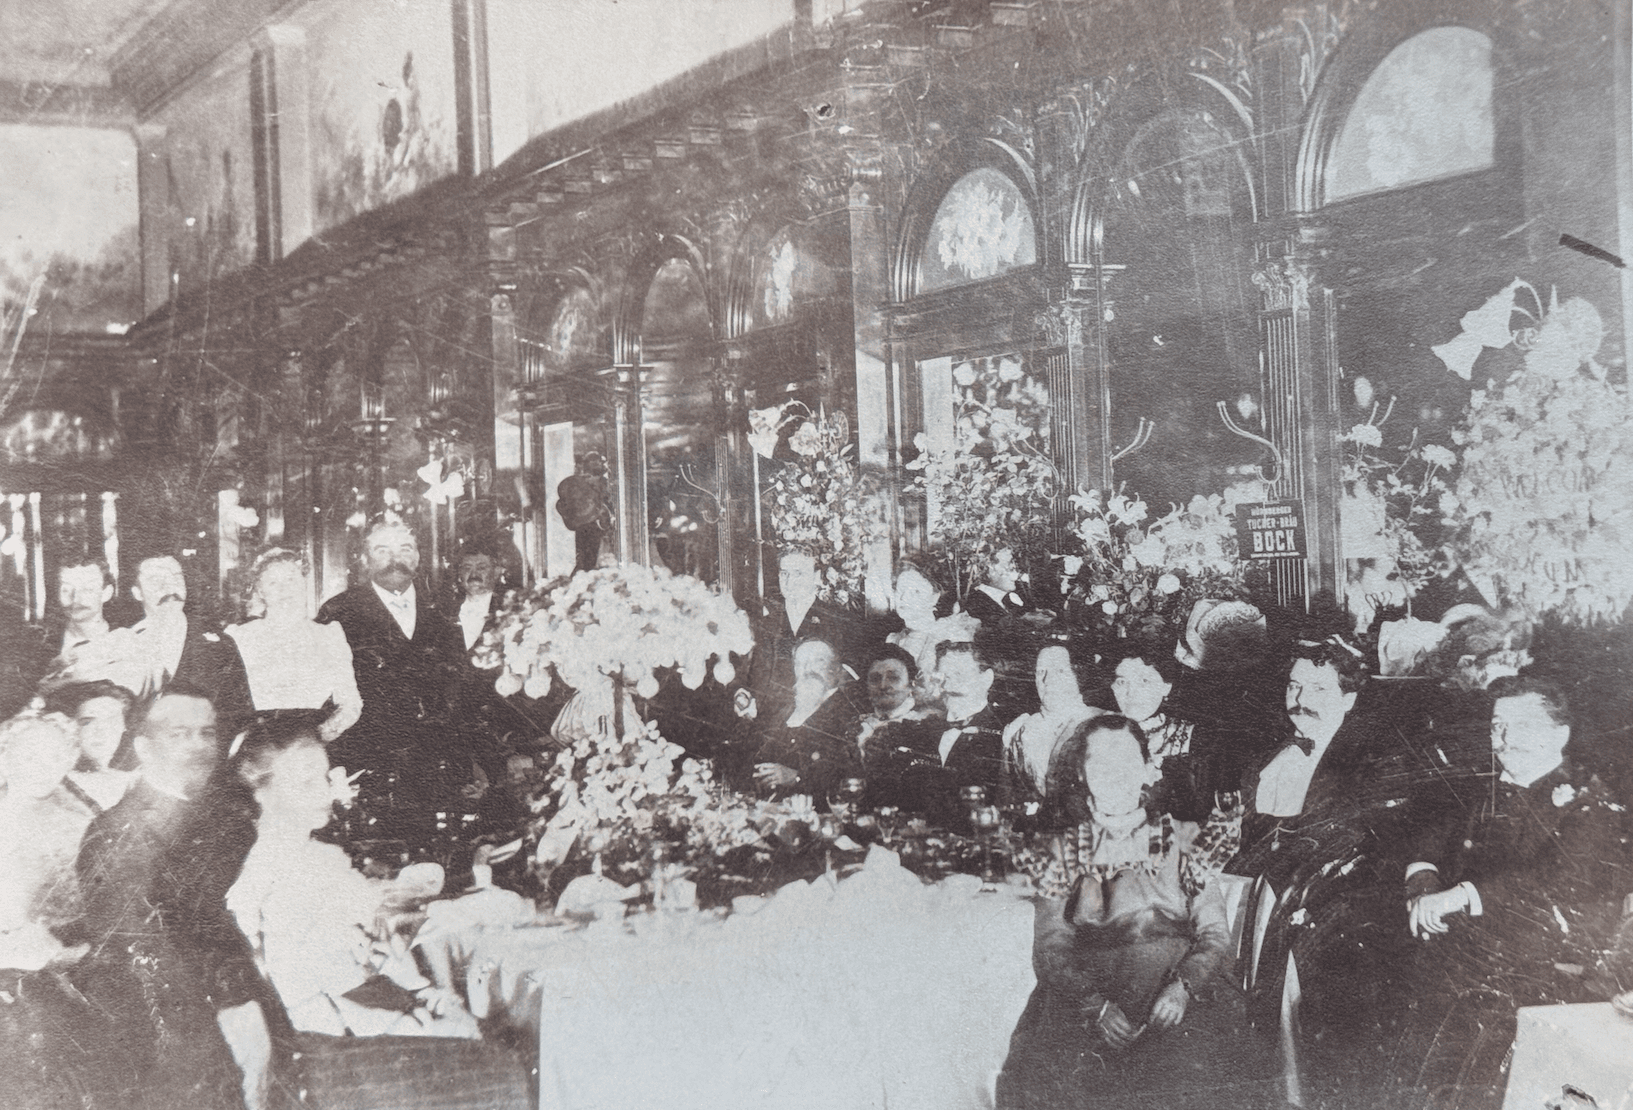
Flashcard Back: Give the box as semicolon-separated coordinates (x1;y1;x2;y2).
603;365;649;567
842;140;901;611
486;220;540;582
1252;230;1340;607
714;360;743;600
249;25;312;261
1037;262;1124;497
134;123;170;318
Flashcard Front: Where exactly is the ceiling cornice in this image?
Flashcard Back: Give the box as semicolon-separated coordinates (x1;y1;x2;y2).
108;0;291;116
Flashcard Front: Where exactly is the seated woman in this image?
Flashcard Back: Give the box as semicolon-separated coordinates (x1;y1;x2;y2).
854;645;936;812
45;679;137;813
225;715;476;1039
226;549;363;743
997;715;1271;1110
1001;641;1099;819
885;562;975;681
0;711;131;1109
0;711;96;953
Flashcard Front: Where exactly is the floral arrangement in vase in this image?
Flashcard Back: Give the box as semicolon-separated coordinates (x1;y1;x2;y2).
1056;488;1248;642
906;355;1057;599
1339;407;1459;626
759;405;878;607
473;562;754;700
1435;280;1633;623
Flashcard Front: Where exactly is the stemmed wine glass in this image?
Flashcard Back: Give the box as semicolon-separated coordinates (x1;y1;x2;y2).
829;777;867;824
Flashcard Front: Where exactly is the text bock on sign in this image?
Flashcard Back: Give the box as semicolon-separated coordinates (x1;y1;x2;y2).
1234;501;1306;560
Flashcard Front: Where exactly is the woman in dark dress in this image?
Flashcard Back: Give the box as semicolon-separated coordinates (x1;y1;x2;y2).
997;715;1274;1110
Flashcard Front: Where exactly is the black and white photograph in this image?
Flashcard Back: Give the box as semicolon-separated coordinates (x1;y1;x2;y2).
1;1;1632;1107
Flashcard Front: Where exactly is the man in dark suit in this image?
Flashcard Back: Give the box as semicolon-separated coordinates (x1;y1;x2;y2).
74;687;274;1110
1391;676;1633;1110
1226;639;1413;1106
744;550;857;717
450;541;552;824
895;640;1004;833
753;637;863;807
121;554;254;741
317;517;465;839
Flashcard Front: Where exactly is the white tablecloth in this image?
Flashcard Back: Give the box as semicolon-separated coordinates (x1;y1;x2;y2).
1502;1003;1633;1110
465;856;1036;1110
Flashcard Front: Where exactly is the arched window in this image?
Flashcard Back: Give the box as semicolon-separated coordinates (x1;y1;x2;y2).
1102;108;1261;512
918;167;1037;293
1327;27;1494;203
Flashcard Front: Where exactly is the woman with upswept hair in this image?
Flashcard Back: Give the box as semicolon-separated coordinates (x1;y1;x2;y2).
226;549;362;744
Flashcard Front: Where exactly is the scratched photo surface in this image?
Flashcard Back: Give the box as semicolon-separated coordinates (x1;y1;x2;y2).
1;1;1631;1109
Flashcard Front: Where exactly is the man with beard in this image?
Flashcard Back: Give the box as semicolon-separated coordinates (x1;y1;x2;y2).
317;517;464;839
753;638;862;806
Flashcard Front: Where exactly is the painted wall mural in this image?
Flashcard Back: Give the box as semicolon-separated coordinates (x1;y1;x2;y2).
1327;27;1494;202
304;0;458;232
753;224;841;329
152;60;257;298
920;167;1037;293
0;125;140;335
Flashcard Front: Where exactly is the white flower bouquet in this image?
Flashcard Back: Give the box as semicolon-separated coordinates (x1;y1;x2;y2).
475;562;755;701
1058;488;1248;642
762;406;879;607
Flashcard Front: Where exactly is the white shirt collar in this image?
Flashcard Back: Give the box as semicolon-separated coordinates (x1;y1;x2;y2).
458;592;492;649
372;581;417;638
1254;734;1337;818
373;580;415;606
139;773;191;802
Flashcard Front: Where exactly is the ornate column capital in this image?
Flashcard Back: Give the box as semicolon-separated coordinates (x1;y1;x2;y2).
1252;257;1313;314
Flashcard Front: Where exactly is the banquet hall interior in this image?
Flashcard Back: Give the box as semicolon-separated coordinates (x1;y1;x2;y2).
3;1;1633;1109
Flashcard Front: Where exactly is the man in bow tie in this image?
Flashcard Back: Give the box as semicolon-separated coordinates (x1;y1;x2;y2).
317;517;464;837
1226;638;1407;1107
893;640;1004;832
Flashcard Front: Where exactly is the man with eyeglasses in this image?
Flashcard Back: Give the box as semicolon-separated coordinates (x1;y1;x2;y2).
1392;675;1633;1110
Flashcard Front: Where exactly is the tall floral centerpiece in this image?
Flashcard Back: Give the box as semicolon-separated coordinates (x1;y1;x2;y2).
906;355;1057;599
1434;280;1633;623
475;562;754;705
758;405;877;607
1339;413;1458;628
1057;488;1248;642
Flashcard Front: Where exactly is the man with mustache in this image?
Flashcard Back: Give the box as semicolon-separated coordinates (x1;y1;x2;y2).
88;554;254;743
1226;638;1408;1107
316;517;463;838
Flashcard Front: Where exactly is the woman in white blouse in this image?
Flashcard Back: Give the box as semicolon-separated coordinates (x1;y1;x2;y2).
227;549;363;742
